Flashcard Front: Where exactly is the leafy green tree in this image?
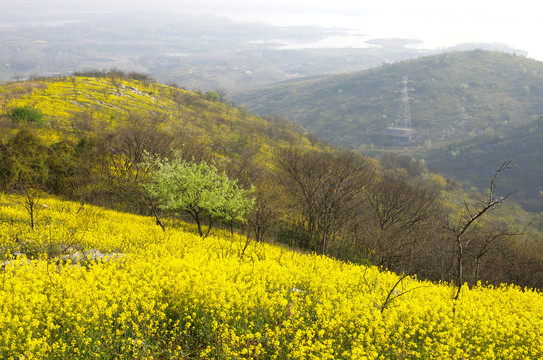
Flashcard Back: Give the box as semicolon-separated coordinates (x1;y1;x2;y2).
143;156;255;237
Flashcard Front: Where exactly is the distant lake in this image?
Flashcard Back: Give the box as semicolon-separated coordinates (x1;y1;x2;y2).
215;10;539;60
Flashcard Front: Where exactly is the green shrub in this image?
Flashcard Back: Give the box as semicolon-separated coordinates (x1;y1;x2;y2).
10;106;45;126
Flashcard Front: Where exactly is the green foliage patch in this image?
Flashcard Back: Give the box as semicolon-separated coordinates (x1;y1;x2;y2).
9;105;45;126
143;155;255;237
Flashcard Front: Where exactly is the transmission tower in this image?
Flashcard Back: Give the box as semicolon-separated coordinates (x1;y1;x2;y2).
395;76;413;128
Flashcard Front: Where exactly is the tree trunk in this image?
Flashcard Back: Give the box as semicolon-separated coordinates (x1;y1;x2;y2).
454;240;463;301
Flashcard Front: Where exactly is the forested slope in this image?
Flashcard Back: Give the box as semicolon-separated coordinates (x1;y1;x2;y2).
425;116;543;211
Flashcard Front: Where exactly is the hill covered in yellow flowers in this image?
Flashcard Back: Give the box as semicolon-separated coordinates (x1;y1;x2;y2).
0;72;317;157
1;194;543;359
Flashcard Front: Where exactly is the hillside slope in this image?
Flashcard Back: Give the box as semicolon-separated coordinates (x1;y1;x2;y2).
1;194;543;359
425;116;543;211
232;50;543;209
0;73;322;216
3;72;543;289
0;74;314;152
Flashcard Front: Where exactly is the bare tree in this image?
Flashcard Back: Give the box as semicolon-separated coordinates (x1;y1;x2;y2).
447;161;516;300
464;224;518;284
276;148;372;254
247;174;282;243
111;112;174;182
16;184;49;230
361;174;442;273
213;87;229;103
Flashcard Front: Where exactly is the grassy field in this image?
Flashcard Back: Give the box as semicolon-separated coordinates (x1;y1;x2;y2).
1;194;542;359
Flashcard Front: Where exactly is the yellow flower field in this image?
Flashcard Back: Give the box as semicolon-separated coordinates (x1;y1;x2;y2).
1;194;542;359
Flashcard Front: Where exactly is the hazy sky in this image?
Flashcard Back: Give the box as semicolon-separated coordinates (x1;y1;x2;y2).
6;0;543;60
214;0;543;60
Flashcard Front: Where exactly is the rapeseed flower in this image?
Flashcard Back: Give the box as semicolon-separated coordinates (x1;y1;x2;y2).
0;194;542;359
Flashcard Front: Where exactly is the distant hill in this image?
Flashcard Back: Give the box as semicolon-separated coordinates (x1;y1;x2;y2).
233;50;543;150
232;50;543;210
